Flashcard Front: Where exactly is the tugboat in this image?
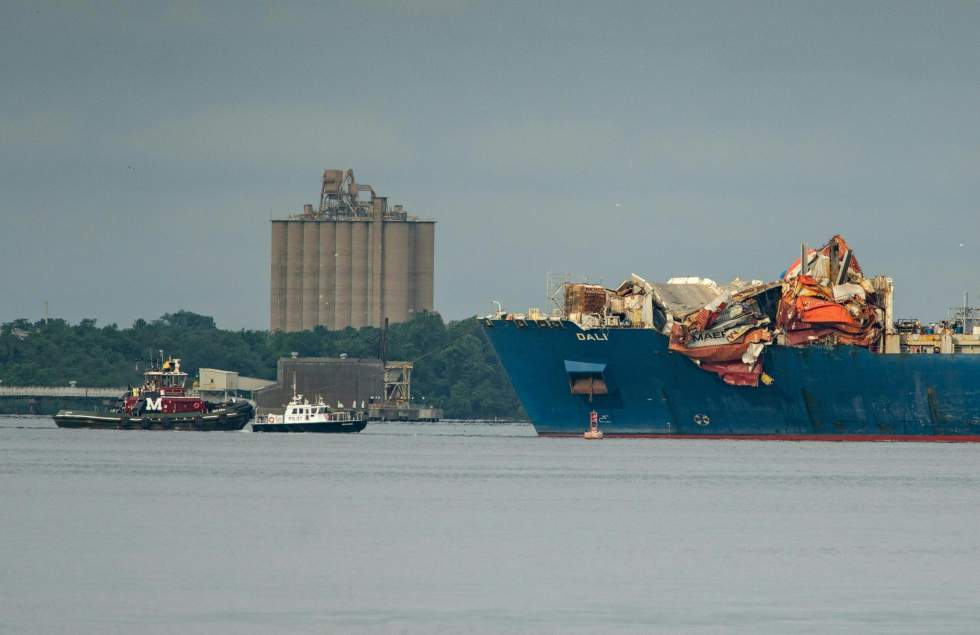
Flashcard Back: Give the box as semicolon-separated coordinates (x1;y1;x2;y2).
53;354;253;431
252;379;367;433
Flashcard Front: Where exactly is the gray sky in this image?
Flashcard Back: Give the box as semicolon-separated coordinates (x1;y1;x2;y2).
1;1;978;329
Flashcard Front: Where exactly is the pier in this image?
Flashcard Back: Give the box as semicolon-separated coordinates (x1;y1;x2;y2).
0;386;126;398
0;386;125;415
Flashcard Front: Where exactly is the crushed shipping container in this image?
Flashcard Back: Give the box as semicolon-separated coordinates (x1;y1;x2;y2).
557;234;888;387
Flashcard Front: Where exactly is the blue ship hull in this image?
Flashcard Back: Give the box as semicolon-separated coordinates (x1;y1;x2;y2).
483;319;980;440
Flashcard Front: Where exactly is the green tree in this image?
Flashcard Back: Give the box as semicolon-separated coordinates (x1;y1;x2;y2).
0;312;523;419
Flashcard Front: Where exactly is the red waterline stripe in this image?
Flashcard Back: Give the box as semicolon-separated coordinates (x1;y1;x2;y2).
537;432;980;443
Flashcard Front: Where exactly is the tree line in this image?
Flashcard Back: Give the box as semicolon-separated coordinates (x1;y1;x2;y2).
0;311;524;420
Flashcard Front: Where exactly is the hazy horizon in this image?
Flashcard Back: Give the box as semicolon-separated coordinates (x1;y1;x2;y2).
2;1;978;330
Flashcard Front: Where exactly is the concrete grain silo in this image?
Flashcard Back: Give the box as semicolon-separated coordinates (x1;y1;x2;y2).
382;219;411;324
270;221;288;327
285;221;304;332
333;220;352;328
270;169;436;332
301;222;319;330
317;221;336;330
350;221;369;328
412;221;435;316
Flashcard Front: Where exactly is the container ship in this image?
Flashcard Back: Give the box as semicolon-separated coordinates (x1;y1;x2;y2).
482;235;980;440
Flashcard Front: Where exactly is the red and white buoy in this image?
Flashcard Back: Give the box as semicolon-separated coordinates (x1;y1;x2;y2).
583;409;604;440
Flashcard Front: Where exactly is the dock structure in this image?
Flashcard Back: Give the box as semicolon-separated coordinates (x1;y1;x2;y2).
0;386;126;398
270;168;435;332
253;356;442;421
0;386;126;415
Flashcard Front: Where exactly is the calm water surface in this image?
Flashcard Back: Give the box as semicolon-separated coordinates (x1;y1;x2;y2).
2;415;979;634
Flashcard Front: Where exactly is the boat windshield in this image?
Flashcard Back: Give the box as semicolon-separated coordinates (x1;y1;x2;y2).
163;374;186;389
144;371;187;390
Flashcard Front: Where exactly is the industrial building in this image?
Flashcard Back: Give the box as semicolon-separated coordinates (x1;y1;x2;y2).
270;169;435;331
253;356;442;421
254;356;384;414
196;368;275;402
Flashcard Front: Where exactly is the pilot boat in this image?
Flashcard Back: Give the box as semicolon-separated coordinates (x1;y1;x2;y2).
252;381;367;433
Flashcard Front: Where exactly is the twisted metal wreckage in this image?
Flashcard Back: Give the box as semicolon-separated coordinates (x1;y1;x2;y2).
564;235;892;387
